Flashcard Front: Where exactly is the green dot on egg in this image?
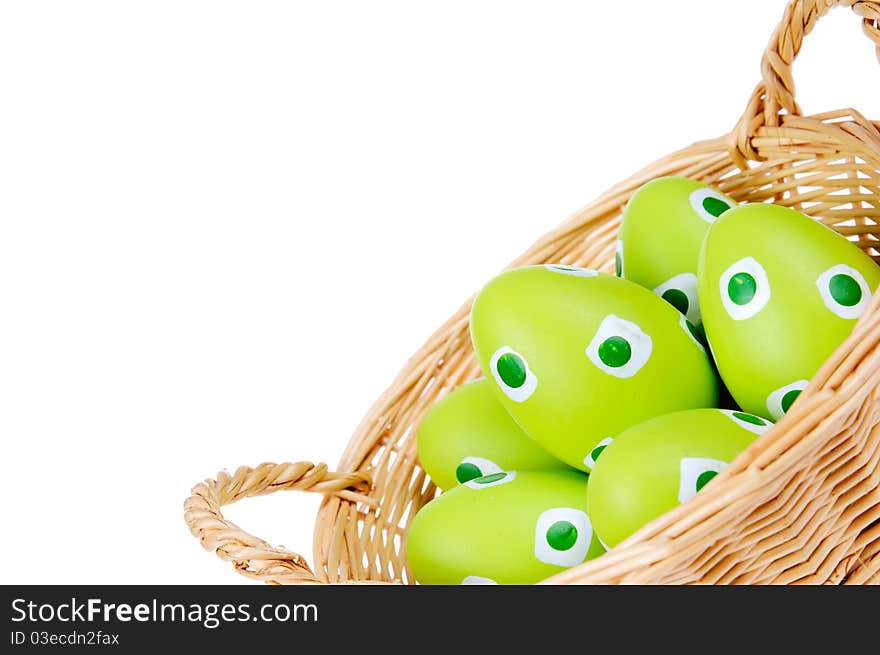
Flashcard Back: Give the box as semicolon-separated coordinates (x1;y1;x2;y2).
615;251;622;277
598;336;632;368
781;389;802;413
455;462;483;484
702;196;731;218
590;444;607;462
732;411;764;426
695;470;718;492
496;352;527;388
662;288;690;315
728;272;757;305
545;520;578;551
829;273;862;307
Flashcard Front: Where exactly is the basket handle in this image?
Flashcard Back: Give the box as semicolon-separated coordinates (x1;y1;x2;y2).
733;0;880;162
183;461;374;584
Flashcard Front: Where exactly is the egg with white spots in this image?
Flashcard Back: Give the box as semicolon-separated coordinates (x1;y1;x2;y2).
417;378;570;491
586;408;771;549
619;176;737;334
697;202;880;420
469;265;719;471
405;469;604;584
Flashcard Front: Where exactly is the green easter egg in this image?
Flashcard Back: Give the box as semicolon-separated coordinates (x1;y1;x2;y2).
587;408;771;548
619;176;736;328
417;377;570;491
405;469;605;584
697;203;880;420
470;265;719;472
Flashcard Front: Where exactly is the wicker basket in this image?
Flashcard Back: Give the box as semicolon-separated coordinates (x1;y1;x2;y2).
184;0;880;585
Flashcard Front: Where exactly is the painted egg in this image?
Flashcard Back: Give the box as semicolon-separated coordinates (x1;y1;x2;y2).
469;264;719;471
587;408;771;549
417;377;570;491
405;469;604;584
618;176;736;334
697;202;880;420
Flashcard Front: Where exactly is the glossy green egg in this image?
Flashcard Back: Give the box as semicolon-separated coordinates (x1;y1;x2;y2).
587;408;770;548
698;203;880;420
417;377;570;491
618;176;737;331
406;469;604;584
469;265;719;471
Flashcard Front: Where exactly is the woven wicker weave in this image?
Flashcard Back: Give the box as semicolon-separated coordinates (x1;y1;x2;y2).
184;0;880;585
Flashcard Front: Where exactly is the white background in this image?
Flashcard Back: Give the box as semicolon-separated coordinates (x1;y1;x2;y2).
1;1;877;584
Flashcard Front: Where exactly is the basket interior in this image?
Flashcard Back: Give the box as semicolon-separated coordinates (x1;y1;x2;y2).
314;109;880;584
